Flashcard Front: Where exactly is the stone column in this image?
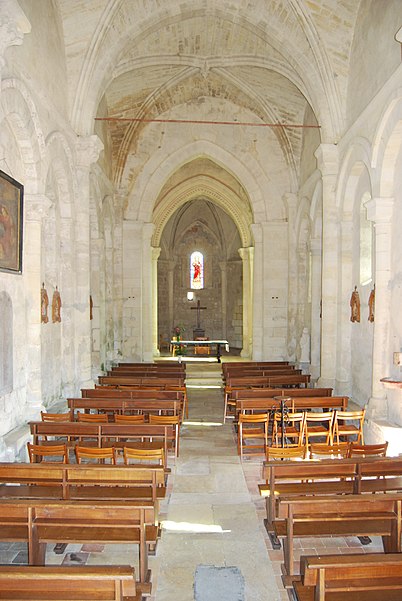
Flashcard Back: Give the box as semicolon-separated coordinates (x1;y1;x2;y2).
219;261;228;340
251;224;263;359
24;193;52;417
284;193;298;360
0;1;30;77
167;260;175;337
366;197;394;419
238;247;253;358
309;238;322;380
141;223;154;362
74;135;103;386
315;144;339;388
152;246;161;357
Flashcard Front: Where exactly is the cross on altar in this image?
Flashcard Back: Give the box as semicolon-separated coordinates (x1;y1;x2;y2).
191;299;207;329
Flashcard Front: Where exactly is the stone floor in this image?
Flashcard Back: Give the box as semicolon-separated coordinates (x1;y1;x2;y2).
0;358;384;600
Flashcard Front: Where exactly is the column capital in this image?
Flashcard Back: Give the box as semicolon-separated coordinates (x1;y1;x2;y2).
238;246;253;261
314;143;339;176
0;0;30;68
151;246;161;261
25;193;53;221
75;135;103;168
365;197;394;224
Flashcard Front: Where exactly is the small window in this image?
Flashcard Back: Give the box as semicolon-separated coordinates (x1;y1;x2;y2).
190;251;204;289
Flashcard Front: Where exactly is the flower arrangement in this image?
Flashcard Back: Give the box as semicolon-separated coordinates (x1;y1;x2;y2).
173;325;185;337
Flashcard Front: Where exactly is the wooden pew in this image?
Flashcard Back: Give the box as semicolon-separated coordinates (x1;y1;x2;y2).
0;498;156;586
275;493;402;581
226;374;311;388
67;397;183;420
223;385;331;422
259;457;358;546
119;361;186;371
0;565;142;601
82;388;184;400
98;376;185;387
0;463;167;504
29;421;179;459
293;553;402;601
236;396;348;417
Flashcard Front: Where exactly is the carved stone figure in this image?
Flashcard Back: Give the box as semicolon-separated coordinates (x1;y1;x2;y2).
41;283;49;324
52;286;62;323
350;286;360;323
368;285;375;322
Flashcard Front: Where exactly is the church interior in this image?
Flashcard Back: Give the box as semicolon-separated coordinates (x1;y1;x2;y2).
1;0;402;599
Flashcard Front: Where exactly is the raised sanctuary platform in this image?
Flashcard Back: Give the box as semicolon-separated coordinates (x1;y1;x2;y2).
170;339;229;363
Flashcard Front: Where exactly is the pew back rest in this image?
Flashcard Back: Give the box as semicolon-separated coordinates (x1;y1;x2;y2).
0;565;138;600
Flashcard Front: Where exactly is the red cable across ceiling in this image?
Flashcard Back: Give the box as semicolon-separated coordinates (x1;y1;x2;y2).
94;117;320;128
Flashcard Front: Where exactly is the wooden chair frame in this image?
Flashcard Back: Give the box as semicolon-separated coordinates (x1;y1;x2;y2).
74;445;117;464
273;411;305;447
304;411;335;446
27;442;69;464
76;412;109;423
333;409;365;445
237;413;269;459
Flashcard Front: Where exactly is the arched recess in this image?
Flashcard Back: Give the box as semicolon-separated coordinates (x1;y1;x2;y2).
294;199;312;363
308;179;323;380
370;91;402;428
0;292;13;395
43;132;77;402
151;161;254;358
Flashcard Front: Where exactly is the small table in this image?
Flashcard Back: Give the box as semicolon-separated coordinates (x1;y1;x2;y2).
170;340;229;363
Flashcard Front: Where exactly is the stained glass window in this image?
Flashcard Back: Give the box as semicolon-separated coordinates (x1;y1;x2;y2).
190;251;204;289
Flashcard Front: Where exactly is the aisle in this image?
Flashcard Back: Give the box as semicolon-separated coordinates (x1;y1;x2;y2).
151;362;285;601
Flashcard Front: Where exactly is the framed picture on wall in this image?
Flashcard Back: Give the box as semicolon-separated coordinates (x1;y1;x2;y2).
0;169;23;274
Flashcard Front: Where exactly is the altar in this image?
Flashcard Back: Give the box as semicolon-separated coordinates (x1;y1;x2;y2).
170;339;229;363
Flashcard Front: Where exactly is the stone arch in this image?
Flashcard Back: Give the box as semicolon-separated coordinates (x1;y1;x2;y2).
42;132;77;402
152;175;252;249
371;89;402;196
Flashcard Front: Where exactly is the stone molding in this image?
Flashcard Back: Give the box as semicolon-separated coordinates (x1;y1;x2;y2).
24;194;53;221
75;135;104;168
0;0;30;68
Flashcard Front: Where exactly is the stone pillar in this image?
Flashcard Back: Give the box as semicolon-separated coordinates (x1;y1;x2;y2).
315;144;339;388
152;247;161;357
141;223;154;362
310;238;322;380
284;193;298;360
74;135;103;386
238;247;253;358
251;224;263;359
365;197;394;419
24;193;52;417
0;1;30;76
219;261;228;340
167;260;175;338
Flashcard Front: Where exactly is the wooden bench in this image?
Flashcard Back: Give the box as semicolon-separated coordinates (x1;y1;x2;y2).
275;494;402;581
259;457;358;547
98;376;185;387
0;565;142;600
293;553;402;600
0;498;156;587
0;462;167;503
224;386;332;422
236;396;348;417
67;397;183;420
226;374;311;388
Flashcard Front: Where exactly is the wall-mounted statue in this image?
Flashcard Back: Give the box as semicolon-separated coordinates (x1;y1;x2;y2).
350;286;360;323
41;283;49;324
368;285;375;323
52;286;62;323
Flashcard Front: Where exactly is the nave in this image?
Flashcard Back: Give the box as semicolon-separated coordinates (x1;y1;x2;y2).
0;360;386;601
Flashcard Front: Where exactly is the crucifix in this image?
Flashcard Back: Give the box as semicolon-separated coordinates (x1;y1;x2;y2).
191;299;207;330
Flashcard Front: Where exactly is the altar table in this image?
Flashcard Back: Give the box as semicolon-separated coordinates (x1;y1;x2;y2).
170;340;229;363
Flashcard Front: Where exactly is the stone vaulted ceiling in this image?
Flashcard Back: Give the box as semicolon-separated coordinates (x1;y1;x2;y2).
56;0;360;190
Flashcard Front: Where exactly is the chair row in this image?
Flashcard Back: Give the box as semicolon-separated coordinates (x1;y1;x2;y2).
42;410;181;424
27;441;166;467
237;408;366;459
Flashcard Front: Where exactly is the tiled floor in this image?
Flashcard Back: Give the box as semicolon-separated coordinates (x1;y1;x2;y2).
1;359;385;600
